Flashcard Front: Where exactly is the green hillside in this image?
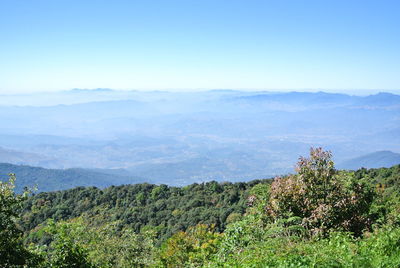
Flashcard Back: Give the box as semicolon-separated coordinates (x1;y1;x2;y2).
2;149;400;267
21;179;267;244
0;163;146;193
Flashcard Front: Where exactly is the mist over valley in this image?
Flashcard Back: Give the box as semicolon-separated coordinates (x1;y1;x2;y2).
0;89;398;190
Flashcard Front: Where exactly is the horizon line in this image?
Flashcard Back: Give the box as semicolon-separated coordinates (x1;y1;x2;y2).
1;88;400;96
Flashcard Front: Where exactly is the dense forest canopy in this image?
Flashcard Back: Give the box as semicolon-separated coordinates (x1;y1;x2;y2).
1;148;400;267
21;179;265;244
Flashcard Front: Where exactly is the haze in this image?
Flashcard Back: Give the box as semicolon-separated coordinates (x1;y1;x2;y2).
0;1;399;190
0;0;399;93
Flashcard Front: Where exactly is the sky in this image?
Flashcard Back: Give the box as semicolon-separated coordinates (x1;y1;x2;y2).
0;0;399;94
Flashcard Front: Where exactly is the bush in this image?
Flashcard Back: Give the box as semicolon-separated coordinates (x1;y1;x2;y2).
267;148;375;236
0;174;44;267
159;224;222;267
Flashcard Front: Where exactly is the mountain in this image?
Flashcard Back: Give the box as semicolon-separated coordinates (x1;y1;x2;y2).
234;91;400;109
0;146;51;165
0;163;147;193
338;151;400;170
361;92;400;106
0;90;398;184
235;91;355;105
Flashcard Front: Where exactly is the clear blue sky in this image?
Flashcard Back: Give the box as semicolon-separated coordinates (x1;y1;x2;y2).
0;0;399;93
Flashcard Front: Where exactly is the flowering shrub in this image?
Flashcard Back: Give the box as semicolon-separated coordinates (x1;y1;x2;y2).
267;147;375;236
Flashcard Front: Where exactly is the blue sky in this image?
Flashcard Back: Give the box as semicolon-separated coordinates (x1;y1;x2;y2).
0;0;399;93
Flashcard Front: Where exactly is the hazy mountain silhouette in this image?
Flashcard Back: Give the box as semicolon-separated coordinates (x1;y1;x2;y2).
338;151;400;170
0;90;398;187
0;162;147;193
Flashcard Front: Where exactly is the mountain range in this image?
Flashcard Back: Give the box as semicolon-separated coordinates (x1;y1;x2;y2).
0;90;399;187
338;151;400;170
2;149;400;193
0;162;147;193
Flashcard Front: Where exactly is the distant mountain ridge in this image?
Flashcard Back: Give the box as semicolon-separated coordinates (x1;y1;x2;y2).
0;147;49;166
0;163;147;193
0;90;398;184
338;151;400;170
235;91;400;107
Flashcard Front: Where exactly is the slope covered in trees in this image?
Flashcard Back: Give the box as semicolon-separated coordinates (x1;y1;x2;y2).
1;148;400;267
0;163;145;193
21;179;264;244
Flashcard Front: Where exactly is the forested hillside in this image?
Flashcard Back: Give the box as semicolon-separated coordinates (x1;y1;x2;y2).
1;148;400;267
0;163;145;193
21;179;264;243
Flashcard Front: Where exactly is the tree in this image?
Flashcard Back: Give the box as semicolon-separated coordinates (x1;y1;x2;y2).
159;224;222;267
0;174;43;267
267;147;375;236
45;219;93;268
42;218;156;268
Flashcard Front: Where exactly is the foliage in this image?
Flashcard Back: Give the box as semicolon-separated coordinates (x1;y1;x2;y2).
267;147;375;236
158;224;222;267
3;149;400;267
211;227;400;267
0;174;43;267
42;218;156;267
44;220;94;268
21;180;267;243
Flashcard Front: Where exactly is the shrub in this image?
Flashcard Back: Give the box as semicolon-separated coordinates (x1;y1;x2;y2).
0;174;44;267
159;224;222;267
267;147;375;236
